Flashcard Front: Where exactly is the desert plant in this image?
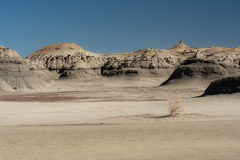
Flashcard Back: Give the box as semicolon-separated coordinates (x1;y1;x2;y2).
168;97;184;116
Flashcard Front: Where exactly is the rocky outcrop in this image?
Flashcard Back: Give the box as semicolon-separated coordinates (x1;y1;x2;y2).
26;43;104;79
160;58;229;88
59;59;100;79
0;46;46;91
3;41;240;91
101;48;185;77
26;43;186;79
195;48;240;72
169;40;198;54
203;74;240;95
160;42;240;89
0;46;23;63
25;42;240;83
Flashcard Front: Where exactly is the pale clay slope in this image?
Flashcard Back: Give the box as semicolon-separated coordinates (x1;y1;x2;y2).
0;46;49;91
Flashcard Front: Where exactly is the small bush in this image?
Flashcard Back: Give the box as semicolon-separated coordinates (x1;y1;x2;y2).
168;98;184;116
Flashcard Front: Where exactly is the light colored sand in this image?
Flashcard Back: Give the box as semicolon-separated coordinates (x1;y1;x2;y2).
1;121;240;160
0;78;240;159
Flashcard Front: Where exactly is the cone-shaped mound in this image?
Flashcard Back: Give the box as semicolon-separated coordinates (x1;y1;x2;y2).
169;40;196;53
202;74;240;95
0;46;45;91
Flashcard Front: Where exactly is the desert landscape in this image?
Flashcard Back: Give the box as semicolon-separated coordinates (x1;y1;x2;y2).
0;41;240;159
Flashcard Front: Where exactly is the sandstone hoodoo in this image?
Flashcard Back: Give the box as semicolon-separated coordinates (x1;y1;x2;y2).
0;46;45;91
203;74;240;95
160;58;229;88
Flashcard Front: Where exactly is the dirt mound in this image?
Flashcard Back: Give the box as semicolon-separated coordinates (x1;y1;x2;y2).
27;43;94;56
0;46;46;91
160;58;228;88
203;74;240;95
26;43;102;79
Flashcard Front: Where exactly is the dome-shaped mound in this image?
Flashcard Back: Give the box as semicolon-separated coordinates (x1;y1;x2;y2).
160;58;228;89
26;43;104;79
28;43;94;56
202;74;240;95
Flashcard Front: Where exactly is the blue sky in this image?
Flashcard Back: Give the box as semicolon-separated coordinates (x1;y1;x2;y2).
1;0;240;57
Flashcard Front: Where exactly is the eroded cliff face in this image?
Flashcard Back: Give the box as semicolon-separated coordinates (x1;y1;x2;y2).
26;43;104;79
159;48;240;88
25;42;240;86
0;46;23;63
195;49;240;73
101;49;185;77
0;46;46;91
170;41;240;70
2;41;240;90
26;43;187;79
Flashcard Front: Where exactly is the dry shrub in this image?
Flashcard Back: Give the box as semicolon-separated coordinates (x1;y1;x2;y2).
168;97;184;116
144;89;148;94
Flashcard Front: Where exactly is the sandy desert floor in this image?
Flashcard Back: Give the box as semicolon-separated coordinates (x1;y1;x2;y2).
0;77;240;160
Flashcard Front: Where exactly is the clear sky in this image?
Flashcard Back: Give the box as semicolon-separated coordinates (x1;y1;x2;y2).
1;0;240;57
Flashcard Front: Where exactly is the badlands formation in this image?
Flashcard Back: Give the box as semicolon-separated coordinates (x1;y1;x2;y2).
0;46;47;91
26;42;185;79
1;41;240;160
24;41;240;93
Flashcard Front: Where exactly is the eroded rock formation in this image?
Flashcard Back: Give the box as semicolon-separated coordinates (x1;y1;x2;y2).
160;58;229;88
203;74;240;95
0;46;46;91
24;41;240;89
26;43;186;79
101;49;185;77
26;43;103;79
